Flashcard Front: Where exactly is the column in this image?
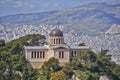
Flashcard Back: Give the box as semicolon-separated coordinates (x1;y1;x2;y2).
56;39;57;44
39;51;40;58
52;39;54;44
60;39;62;44
40;51;42;58
62;39;63;44
50;39;52;44
55;39;56;44
52;39;53;44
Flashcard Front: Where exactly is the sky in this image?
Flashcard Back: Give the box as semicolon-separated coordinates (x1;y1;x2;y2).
0;0;120;17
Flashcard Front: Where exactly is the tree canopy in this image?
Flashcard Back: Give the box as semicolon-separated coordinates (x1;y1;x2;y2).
0;34;120;80
50;71;66;80
0;34;45;80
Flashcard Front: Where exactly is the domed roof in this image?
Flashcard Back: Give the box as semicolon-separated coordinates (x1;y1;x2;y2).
50;29;63;37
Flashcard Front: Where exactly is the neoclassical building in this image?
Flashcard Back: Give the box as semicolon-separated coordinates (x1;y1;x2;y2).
24;29;89;69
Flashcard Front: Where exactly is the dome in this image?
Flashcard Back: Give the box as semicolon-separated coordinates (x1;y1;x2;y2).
50;29;63;37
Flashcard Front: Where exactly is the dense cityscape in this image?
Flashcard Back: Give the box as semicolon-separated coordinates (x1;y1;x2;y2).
0;24;120;55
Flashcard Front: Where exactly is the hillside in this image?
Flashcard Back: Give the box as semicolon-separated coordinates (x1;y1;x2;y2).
105;24;120;34
0;34;46;80
0;34;120;80
0;2;120;36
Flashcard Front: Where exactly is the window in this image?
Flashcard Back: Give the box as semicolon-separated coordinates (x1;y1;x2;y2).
38;51;45;59
56;39;58;44
71;51;73;57
31;51;34;58
59;52;61;58
31;51;45;59
37;51;39;58
43;51;45;58
40;51;42;58
71;51;77;57
62;51;64;58
54;39;55;44
34;51;36;58
59;51;64;59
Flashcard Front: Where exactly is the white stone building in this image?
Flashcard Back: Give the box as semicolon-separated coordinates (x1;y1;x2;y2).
24;29;89;69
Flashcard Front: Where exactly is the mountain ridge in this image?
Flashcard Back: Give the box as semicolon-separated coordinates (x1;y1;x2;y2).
0;2;120;36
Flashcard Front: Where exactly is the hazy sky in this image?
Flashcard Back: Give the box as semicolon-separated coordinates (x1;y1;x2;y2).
0;0;120;17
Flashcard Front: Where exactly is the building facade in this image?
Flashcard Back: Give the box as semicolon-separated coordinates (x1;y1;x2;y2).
24;29;89;69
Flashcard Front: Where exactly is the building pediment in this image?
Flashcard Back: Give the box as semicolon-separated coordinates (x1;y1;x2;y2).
55;47;68;49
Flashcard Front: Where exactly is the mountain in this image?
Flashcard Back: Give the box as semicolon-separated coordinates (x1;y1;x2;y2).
105;24;120;35
0;2;120;36
0;11;58;26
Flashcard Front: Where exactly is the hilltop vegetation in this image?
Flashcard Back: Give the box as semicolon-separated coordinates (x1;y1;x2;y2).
0;34;45;80
0;34;120;80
